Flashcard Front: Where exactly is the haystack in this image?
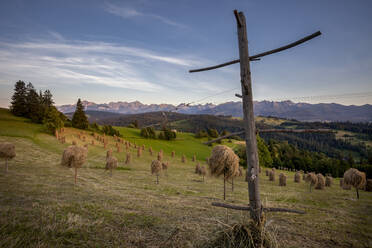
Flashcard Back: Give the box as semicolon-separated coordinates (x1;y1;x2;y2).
195;162;201;174
106;149;112;159
0;142;16;172
182;154;186;163
72;141;77;145
365;179;372;192
151;160;162;184
238;166;244;177
208;145;239;200
61;145;87;184
265;169;269;176
315;174;325;190
162;161;169;171
171;151;175;158
305;173;318;192
192;154;196;162
200;166;207;182
294;172;301;183
269;170;275;181
137;147;142;157
343;168;366;199
279;173;286;186
125;153;131;164
149;147;153;156
325;176;332;187
105;156;118;176
157;151;163;161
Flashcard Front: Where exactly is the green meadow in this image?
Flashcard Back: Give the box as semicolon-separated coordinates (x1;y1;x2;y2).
0;108;371;248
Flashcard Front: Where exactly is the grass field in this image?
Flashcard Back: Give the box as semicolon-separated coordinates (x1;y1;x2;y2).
0;109;371;248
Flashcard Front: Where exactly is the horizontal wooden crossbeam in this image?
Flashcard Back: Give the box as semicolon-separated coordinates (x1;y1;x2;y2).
189;31;321;73
212;202;306;214
203;128;333;145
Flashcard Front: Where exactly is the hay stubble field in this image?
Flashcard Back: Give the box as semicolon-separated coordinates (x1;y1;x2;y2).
0;109;371;248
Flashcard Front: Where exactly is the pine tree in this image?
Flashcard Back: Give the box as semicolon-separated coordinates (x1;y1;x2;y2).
43;106;64;133
42;90;54;107
25;83;42;122
72;99;88;129
10;80;27;116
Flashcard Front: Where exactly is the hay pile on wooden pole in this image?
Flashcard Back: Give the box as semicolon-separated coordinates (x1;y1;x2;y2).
294;172;301;183
151;160;162;184
162;161;168;171
105;156;118;177
208;145;239;200
238;166;243;177
157;151;163;161
72;141;77;145
91;140;95;146
137;147;142;157
0;142;16;172
106;149;112;159
192;154;196;162
125;153;131;164
171;151;175;158
343;168;366;199
265;169;269;176
269;170;275;181
325;176;332;187
61;145;87;184
200;166;207;182
149;147;153;156
279;173;286;186
182;154;186;163
305;173;318;192
365;179;372;192
302;173;307;180
315;174;325;190
195;162;201;174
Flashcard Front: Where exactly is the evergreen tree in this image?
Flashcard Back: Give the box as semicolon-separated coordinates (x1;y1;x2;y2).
43;106;64;133
10;80;27;116
72;99;89;129
25;83;42;122
42;90;54;107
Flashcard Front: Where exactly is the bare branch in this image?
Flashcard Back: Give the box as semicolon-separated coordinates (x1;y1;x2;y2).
211;202;306;214
235;93;242;98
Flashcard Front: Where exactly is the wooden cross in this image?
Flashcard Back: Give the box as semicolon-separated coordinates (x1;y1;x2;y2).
189;10;321;224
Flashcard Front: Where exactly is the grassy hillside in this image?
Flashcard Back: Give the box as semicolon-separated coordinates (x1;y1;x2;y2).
0;109;371;247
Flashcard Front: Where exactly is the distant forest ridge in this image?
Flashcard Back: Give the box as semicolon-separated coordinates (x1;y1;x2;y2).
58;100;372;122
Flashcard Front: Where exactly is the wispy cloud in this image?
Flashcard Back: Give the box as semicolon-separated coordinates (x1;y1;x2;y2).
104;2;187;29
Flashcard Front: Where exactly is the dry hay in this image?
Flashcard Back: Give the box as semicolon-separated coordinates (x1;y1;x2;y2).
238;166;244;177
82;136;86;142
149;147;153;156
269;170;275;181
365;179;372;192
195;162;201;174
343;168;366;189
72;141;77;145
61;146;87;168
315;174;325;190
343;168;366;198
192;154;196;162
305;173;318;192
157;151;163;161
302;173;307;180
125;153;131;164
265;169;269;176
278;173;286;186
340;178;351;190
125;142;129;150
325;176;333;187
91;140;95;146
117;145;122;153
137;147;142;157
0;142;16;172
208;145;239;180
106;149;112;159
84;144;88;149
205;220;278;248
161;161;169;170
171;150;175;158
181;154;186;163
151;160;162;184
200;166;207;181
294;172;301;183
0;142;16;159
105;156;118;176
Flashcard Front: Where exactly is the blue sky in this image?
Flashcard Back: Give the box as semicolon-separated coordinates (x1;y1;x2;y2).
0;0;371;107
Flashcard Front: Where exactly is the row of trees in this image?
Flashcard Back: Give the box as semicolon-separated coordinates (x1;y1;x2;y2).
234;136;372;178
10;80;66;133
140;126;176;140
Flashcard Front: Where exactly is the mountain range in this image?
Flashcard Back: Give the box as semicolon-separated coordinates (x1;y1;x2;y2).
57;100;372;122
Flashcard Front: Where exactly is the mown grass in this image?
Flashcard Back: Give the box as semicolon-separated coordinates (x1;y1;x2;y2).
0;108;371;248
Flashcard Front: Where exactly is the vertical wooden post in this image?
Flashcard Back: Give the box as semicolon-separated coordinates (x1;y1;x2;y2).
5;158;8;173
235;10;262;223
224;171;226;200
